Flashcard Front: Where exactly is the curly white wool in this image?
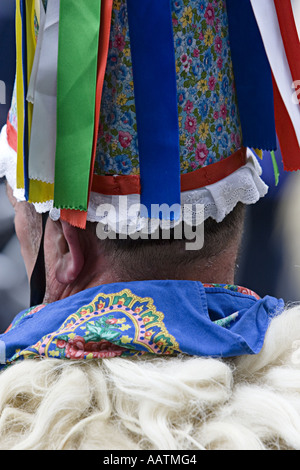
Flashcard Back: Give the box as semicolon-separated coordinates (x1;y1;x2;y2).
0;306;300;450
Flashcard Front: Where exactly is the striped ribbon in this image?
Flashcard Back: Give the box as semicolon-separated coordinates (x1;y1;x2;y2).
272;0;300;171
274;0;300;94
272;74;300;172
251;0;300;171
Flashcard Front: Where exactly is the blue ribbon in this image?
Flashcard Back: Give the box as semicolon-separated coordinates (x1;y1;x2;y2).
20;0;29;199
126;0;181;221
225;0;277;151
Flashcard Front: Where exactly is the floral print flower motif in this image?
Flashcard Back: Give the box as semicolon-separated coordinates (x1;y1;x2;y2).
113;33;126;51
114;154;133;174
180;6;193;27
185;115;197;134
214;35;222;54
184;100;194;114
195;142;209;164
204;29;214;47
198;122;209;140
208;75;216;90
56;336;126;360
173;0;184;14
12;289;181;361
94;0;242;177
118;130;132;148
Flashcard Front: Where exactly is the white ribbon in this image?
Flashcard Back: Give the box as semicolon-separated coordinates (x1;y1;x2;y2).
27;0;46;103
28;0;59;184
291;0;300;41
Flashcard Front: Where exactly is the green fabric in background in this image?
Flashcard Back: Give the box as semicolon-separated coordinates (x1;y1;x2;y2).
270;150;280;186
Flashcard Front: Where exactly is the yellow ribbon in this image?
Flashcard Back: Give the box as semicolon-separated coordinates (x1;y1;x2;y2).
28;180;54;203
254;148;263;159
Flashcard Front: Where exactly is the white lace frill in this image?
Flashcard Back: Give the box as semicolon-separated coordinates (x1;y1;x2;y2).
0;124;268;234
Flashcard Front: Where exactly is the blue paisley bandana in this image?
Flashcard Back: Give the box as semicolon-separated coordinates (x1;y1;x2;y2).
0;281;284;367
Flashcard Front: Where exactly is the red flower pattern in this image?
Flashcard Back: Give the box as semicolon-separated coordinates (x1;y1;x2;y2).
62;336;126;360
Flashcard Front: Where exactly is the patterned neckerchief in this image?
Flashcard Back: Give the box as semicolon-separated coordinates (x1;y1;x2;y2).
0;281;284;367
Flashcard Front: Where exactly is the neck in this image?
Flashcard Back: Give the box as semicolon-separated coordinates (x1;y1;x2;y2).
188;248;238;285
44;248;238;304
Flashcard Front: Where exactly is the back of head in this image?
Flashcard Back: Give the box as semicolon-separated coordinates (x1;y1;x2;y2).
85;201;245;282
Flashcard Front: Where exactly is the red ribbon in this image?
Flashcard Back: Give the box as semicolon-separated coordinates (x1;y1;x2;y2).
272;75;300;172
91;147;247;195
274;0;300;95
272;0;300;171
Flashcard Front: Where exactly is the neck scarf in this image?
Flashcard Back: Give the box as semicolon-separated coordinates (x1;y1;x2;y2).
0;281;284;367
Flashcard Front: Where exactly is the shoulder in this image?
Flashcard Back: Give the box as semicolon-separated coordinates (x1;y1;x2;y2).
0;305;299;450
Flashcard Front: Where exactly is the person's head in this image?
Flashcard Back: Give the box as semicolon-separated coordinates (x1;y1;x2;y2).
6;180;245;303
2;0;297;306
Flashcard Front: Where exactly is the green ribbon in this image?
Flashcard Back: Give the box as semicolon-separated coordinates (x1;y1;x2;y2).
270;150;280;186
54;0;101;211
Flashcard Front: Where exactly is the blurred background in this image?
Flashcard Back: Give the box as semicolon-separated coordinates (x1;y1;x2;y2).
0;1;300;334
236;147;297;303
0;182;30;331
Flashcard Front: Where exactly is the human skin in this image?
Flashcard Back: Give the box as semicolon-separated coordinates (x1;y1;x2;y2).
5;183;242;304
5;183;42;280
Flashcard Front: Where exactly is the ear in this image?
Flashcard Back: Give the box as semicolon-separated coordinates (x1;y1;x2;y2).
55;220;85;285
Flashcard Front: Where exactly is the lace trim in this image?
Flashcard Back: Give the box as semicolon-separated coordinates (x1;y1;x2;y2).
0;125;268;234
82;148;268;233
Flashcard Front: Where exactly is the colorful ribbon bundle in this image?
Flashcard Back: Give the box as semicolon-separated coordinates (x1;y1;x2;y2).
10;0;300;229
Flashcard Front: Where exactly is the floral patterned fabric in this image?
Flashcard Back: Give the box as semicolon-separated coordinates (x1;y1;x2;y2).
4;284;259;362
0;280;280;368
203;283;261;300
7;0;243;179
9;289;181;362
95;0;242;177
